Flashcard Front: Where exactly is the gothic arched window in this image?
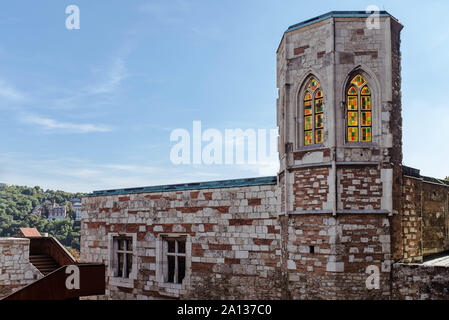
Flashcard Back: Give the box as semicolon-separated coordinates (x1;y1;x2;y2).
346;74;372;142
303;78;324;145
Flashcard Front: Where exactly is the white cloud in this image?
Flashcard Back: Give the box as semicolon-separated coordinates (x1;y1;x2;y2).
102;164;161;174
0;79;25;101
0;152;278;193
89;57;128;95
22;114;111;133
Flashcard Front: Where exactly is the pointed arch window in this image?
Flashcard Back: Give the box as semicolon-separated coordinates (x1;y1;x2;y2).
303;78;324;146
346;74;372;142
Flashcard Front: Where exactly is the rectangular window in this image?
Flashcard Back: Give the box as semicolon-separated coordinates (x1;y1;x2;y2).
163;237;186;284
113;237;133;278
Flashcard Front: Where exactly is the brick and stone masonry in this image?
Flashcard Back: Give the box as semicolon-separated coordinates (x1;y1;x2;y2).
80;11;449;300
81;180;286;299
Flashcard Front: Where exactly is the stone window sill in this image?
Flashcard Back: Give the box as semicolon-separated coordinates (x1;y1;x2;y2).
156;281;183;298
158;282;182;290
295;144;325;152
344;142;377;148
109;276;134;288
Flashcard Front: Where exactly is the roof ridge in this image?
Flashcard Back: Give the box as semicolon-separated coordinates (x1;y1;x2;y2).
86;176;278;197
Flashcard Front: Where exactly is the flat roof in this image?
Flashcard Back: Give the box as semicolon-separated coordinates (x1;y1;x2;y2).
403;165;449;186
86;176;278;197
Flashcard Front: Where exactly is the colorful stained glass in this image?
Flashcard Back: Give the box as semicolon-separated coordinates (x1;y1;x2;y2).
348;86;357;95
361;86;371;95
304;130;313;145
350;74;367;88
303;77;324;146
348;96;358;111
361;127;372;142
315;113;324;128
361;112;371;126
307;78;319;91
304;100;312;115
346;75;373;143
361;96;371;110
315;129;323;144
304;116;312;130
348;127;358;142
348;112;358;126
315;98;323;113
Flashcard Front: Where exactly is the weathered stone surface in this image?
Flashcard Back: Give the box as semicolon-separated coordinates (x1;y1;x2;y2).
0;238;42;299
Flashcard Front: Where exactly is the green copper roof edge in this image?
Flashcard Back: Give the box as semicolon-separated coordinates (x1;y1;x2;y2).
285;11;393;33
85;176;278;197
276;10;400;54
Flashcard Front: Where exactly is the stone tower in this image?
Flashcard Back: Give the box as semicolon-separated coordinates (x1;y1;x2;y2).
276;11;403;299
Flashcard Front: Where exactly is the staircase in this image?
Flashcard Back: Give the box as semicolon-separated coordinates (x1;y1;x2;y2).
29;254;60;275
3;236;105;300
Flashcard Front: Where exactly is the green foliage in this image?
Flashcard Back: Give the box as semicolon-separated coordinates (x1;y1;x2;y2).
445;176;449;181
0;185;83;250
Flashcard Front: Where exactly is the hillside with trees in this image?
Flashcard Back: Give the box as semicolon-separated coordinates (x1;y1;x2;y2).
0;184;83;251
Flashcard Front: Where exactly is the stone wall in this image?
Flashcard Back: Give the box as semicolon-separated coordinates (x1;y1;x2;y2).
286;214;391;299
293;167;329;211
401;174;449;262
392;263;449;299
401;176;422;262
338;167;382;210
0;238;42;299
421;182;449;256
81;184;284;300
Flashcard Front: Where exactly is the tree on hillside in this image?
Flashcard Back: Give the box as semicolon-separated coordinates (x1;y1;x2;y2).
0;185;84;250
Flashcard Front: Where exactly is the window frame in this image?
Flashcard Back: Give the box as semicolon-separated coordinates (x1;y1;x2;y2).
298;76;325;149
155;233;191;298
114;237;133;278
164;237;186;284
345;74;373;143
107;232;137;288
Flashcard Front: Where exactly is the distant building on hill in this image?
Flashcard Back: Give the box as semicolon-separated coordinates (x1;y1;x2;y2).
32;204;45;216
70;198;82;221
32;200;67;220
47;200;66;220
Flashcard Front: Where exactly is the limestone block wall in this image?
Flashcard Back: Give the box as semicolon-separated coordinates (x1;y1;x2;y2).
0;238;42;299
81;184;284;300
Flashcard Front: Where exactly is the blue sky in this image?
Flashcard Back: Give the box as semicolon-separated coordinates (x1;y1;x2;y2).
0;0;448;192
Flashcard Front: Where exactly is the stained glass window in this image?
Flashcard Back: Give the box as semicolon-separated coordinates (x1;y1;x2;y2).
346;74;372;142
303;77;324;145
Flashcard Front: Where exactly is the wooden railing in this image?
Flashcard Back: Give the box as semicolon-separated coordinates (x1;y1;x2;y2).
28;236;76;266
3;264;105;300
1;236;105;300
